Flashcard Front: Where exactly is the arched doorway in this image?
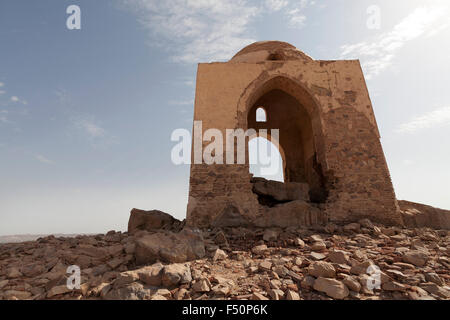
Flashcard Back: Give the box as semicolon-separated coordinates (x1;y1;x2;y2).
246;80;328;203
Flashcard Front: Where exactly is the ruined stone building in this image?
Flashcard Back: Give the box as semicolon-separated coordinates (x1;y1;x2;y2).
186;41;404;229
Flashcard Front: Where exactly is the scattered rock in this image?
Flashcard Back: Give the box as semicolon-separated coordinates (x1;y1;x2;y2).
263;229;279;242
402;250;429;267
251;292;269;300
161;263;192;288
134;228;205;265
308;261;336;278
313;277;349;299
128;208;183;234
212;249;228;262
286;290;301;300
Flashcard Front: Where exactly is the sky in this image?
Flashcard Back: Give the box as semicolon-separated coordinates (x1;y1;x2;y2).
0;0;449;236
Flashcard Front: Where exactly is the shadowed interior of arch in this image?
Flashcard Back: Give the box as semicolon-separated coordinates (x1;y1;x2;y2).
247;88;328;203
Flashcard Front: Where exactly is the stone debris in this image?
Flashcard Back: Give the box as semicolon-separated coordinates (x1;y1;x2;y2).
0;218;448;301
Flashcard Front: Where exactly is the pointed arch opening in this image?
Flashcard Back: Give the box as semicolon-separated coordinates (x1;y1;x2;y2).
245;76;328;203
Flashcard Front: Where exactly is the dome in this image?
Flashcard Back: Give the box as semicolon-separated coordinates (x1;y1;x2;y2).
230;41;313;63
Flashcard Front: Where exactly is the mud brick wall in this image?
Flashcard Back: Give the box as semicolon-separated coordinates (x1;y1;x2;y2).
186;41;403;228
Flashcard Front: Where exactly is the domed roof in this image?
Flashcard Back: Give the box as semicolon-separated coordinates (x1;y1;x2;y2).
230;41;313;63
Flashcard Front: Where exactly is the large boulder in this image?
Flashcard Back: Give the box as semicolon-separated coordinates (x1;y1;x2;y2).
128;209;184;234
134;228;205;265
254;200;327;228
252;177;310;203
399;200;450;230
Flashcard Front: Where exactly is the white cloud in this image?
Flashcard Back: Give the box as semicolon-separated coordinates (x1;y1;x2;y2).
35;154;55;165
10;95;27;105
285;0;316;28
395;106;450;134
121;0;319;62
340;6;449;79
265;0;289;11
0;110;9;123
286;8;306;28
74;118;106;138
0;82;4;87
121;0;259;63
0;90;5;95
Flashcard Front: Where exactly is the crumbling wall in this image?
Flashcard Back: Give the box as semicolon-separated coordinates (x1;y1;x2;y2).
187;42;402;228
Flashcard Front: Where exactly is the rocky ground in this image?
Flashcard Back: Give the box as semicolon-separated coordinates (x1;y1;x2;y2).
0;217;449;300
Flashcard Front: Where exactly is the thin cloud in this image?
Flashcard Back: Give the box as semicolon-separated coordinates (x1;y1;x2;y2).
10;95;28;105
340;6;448;79
35;154;55;165
285;0;315;28
74;118;106;138
0;110;8;123
121;0;259;63
395;106;450;134
0;82;4;87
121;0;318;63
265;0;289;11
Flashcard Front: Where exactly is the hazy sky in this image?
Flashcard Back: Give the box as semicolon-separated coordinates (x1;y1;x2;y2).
1;0;449;236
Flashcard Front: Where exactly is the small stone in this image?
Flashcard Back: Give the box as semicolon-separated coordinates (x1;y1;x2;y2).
47;285;72;298
252;244;268;255
213;249;228;262
313;277;349;300
286;290;301;300
328;250;350;265
192;278;211;293
150;294;167;300
137;263;164;286
420;283;450;299
382;281;407;292
403;250;428;267
308;261;336;278
107;257;124;269
162;263;192;288
263;229;279;242
174;288;188;300
294;238;305;247
4;290;32;300
251;292;269;300
424;273;443;286
343;223;361;233
268;289;284;300
311;241;327;251
294;257;303;266
6;267;22;279
350;260;375;275
309;235;322;242
310;252;326;260
343;276;361;293
259;261;272;271
214;231;228;245
0;280;9;290
155;288;172;298
300;276;316;289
